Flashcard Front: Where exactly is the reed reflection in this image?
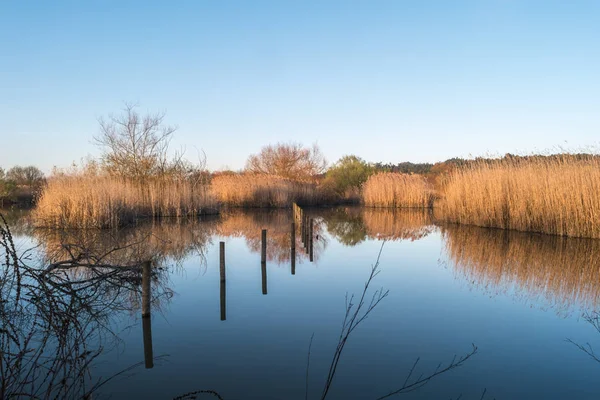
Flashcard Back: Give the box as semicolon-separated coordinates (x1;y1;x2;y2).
36;218;218;267
442;224;600;312
216;210;324;264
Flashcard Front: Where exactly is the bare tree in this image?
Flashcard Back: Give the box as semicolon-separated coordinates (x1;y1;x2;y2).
95;102;178;180
6;165;45;189
245;142;327;181
0;214;174;399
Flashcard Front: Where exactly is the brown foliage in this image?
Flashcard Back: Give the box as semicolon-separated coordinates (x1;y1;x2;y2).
362;172;435;208
33;173;218;229
245;142;327;180
211;173;335;207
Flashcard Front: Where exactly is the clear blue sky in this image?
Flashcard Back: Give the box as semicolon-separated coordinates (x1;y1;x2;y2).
1;1;599;172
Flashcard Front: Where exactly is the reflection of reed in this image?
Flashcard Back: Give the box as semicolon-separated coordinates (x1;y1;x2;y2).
442;224;600;311
36;218;218;266
216;210;323;264
362;209;434;241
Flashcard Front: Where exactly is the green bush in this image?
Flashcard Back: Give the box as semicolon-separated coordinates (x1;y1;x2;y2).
324;155;374;195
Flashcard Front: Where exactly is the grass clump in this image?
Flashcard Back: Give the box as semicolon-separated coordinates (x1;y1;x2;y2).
362;172;435;208
33;174;217;229
211;173;334;208
437;154;600;238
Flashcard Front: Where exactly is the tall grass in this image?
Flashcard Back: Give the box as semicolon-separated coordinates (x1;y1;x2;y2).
362;172;435;208
211;173;334;207
437;155;600;238
33;175;218;229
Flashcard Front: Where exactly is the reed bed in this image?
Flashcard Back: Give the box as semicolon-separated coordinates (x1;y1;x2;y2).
211;173;334;208
33;175;218;229
442;224;600;312
437;155;600;238
362;172;435;208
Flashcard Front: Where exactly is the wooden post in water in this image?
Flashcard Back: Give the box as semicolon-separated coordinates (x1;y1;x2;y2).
261;229;267;264
291;222;296;275
261;261;268;294
142;261;151;318
141;260;154;369
219;242;226;282
300;210;305;245
220;281;226;321
304;215;309;253
309;218;314;262
261;229;267;294
142;314;154;369
219;242;226;321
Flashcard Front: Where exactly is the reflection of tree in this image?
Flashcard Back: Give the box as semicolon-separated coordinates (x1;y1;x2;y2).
0;216;172;398
322;207;368;246
321;208;434;246
442;224;600;313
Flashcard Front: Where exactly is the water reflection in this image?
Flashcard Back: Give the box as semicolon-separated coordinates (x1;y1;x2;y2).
0;219;170;398
36;217;219;267
321;207;434;245
5;208;600;398
216;210;325;264
442;224;600;312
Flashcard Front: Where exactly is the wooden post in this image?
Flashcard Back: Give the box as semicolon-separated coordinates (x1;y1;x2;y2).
261;262;268;294
141;260;153;369
220;280;226;321
142;261;151;318
219;241;226;320
142;314;154;369
219;242;226;282
309;218;314;262
261;229;267;294
261;229;267;264
300;211;305;245
291;222;296;275
304;215;309;253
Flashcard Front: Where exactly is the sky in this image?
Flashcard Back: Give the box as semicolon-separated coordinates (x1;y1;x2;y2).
1;0;599;173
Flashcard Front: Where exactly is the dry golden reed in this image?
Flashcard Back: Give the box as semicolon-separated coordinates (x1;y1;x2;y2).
437;155;600;238
211;173;333;208
362;172;435;208
33;175;218;229
442;224;600;312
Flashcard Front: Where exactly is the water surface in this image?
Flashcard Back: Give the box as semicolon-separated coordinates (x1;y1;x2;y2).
3;207;600;399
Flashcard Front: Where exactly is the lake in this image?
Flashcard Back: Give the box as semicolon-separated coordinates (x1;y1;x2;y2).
2;207;600;399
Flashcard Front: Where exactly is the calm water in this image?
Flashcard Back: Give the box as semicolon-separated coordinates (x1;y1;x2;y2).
3;207;600;399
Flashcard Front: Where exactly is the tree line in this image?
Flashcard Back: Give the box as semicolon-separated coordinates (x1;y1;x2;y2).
0;165;46;205
6;103;599;208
